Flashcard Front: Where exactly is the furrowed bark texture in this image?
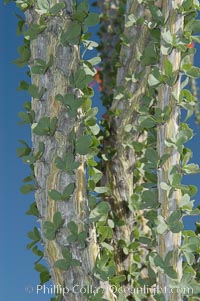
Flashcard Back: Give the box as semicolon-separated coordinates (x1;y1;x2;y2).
157;1;183;300
97;0;125;108
102;0;151;276
25;2;104;300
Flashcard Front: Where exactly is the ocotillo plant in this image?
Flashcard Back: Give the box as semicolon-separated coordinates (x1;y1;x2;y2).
6;0;200;300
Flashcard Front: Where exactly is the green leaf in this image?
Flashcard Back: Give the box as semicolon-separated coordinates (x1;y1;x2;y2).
48;190;62;201
35;263;49;273
168;210;182;224
61;22;82;45
32;245;43;257
53;211;64;230
49;117;58;136
76;135;92;155
94;186;109;194
141;42;158;66
28;84;45;99
17;80;29;91
110;275;126;285
156;215;168;234
20;184;36;194
140;190;158;209
26;202;39;217
183;163;200;174
43;222;56;240
67;234;77;243
84;13;99;26
67;221;78;235
60;249;71;262
55;153;80;173
37;0;49;10
181;237;200;253
40;271;51;284
89;202;111;222
185;66;200;78
27;227;41;242
181;147;193;166
184;252;195;265
125;13;136;27
101;242;114;252
145;148;158;164
24;24;46;40
160;182;170;191
154;254;165;269
89;124;100;135
71;259;81;267
49;3;65;14
185;20;200;34
55;93;82;118
154;293;165;301
32;117;50;135
77;231;87;248
164;266;177;279
86;56;101;66
89;167;102;184
98;226;113;242
32;117;57;136
138;115;156;129
17;140;31;157
70;69;93;89
179;194;193;211
62;183;75;200
31;56;53;74
77;0;89;12
162;28;173;44
18;111;34;125
54;259;70;270
164;59;173;77
73;10;88;22
31;63;47;74
65;153;79;170
169;221;184;233
13;44;31;67
148;67;162;87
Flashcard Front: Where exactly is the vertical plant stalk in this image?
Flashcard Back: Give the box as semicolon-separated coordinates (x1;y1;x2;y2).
97;0;125;108
25;3;100;300
102;0;151;275
157;1;184;300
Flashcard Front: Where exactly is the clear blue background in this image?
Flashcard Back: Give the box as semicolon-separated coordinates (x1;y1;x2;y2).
0;2;200;301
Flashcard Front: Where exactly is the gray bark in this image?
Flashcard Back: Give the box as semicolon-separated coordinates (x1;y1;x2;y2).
157;1;183;300
25;2;103;300
102;0;151;277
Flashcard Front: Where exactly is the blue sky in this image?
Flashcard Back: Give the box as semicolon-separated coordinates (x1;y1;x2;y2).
0;2;200;301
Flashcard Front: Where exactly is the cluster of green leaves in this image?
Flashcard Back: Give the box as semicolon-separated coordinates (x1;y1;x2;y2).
55;93;82;118
54;248;80;271
43;212;64;240
32;116;58;136
26;227;52;284
61;0;99;46
67;221;87;248
34;263;51;285
48;183;75;201
18;101;35;125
